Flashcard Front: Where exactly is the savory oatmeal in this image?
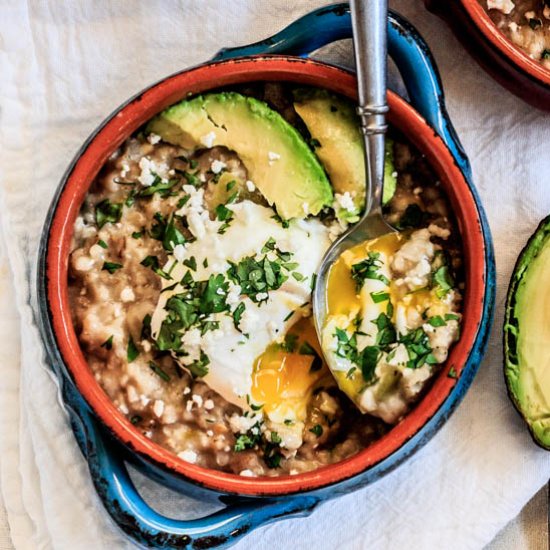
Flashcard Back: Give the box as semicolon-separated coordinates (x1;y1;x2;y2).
69;83;462;477
482;0;550;68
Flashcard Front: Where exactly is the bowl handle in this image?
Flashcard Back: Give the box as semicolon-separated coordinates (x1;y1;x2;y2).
60;377;318;549
213;3;471;178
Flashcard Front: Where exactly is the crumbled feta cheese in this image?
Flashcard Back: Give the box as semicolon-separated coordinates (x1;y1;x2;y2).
301;202;310;215
173;244;187;263
239;469;256;477
206;430;214;436
140;395;150;407
210;160;226;174
268;151;281;162
487;0;515;15
74;255;95;272
178;450;198;464
192;394;203;408
226;282;242;306
141;340;152;352
239;306;259;334
246;180;256;192
138;157;168;187
120;287;135;302
229;413;262;434
118;403;129;415
120;161;130;178
183;387;191;395
153;399;165;418
204;399;215;410
185;400;193;412
334;192;356;213
147;133;161;145
200;131;216;148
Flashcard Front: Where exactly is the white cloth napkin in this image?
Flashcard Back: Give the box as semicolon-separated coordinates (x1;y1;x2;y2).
1;1;549;549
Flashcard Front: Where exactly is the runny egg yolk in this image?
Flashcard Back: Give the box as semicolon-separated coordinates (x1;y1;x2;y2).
251;318;328;419
327;231;407;318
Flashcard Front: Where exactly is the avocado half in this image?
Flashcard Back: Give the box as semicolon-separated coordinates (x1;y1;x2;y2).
504;215;550;449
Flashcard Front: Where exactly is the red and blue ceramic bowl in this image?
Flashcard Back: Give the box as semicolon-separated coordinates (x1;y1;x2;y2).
426;0;550;111
37;5;495;549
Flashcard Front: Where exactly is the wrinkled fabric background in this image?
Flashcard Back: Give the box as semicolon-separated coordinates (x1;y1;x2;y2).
1;1;549;549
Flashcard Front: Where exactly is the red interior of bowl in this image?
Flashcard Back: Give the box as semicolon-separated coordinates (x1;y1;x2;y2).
461;0;550;85
46;57;487;496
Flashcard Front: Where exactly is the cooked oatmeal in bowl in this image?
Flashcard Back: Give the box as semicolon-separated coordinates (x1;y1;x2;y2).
68;83;464;478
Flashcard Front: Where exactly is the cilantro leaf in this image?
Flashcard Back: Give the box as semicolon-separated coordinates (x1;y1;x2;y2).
95;199;122;228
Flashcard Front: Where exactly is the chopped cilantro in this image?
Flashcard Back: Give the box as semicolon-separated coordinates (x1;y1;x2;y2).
370;291;389;304
215;203;233;222
177;195;191;208
529;17;542;29
428;315;446;327
445;313;460;321
101;335;113;350
97;239;108;249
137;175;179;198
149;361;171;382
271;213;290;228
226;179;237;191
140;255;172;280
281;333;299;353
283;310;294;322
448;366;458;379
187;350;210;378
127;337;139;362
351;252;390;291
95;199;122;228
309;424;323;437
130;415;142;425
102;261;123;274
543;49;550;60
226;241;295;303
232;302;246;331
433;265;455;298
183;256;197;271
131;231;143;239
141;314;152;341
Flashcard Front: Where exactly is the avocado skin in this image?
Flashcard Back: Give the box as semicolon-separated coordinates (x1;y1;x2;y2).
504;214;550;450
146;92;333;220
293;88;396;219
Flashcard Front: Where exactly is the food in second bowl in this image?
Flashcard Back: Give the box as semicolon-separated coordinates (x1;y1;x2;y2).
481;0;550;69
69;83;463;477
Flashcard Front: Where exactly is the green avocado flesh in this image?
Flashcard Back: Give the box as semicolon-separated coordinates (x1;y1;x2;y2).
505;216;550;449
292;89;396;219
146;92;333;220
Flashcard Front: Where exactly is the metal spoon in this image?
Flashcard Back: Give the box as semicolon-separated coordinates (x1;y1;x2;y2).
313;0;395;339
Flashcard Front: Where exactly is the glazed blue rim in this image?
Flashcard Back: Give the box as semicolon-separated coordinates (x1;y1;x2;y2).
36;4;496;549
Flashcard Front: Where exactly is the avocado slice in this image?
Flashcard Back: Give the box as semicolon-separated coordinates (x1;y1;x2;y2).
292;89;396;220
146;92;333;220
504;215;550;449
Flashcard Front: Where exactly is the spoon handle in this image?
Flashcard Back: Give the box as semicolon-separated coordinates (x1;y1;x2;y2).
350;0;388;217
